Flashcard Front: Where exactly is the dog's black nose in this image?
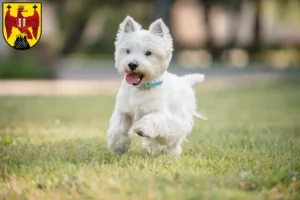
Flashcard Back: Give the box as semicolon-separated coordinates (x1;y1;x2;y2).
128;62;138;71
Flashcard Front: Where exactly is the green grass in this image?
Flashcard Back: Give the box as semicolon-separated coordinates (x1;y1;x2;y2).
0;78;300;200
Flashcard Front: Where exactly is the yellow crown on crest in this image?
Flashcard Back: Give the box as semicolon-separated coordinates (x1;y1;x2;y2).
17;33;27;38
18;5;25;9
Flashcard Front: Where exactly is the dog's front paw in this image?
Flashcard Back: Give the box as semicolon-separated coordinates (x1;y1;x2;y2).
130;121;153;138
134;127;150;138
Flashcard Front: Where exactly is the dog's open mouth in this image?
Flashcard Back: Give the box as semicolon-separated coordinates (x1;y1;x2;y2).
125;73;144;86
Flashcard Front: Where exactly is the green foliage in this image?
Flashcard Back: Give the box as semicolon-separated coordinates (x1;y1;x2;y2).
0;79;299;199
0;58;54;79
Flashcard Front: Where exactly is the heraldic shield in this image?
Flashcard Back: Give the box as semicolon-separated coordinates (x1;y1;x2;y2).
2;2;41;50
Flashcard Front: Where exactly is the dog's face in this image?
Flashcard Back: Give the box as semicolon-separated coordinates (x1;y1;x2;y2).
114;16;173;86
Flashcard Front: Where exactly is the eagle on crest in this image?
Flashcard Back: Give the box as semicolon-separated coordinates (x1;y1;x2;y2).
4;4;40;40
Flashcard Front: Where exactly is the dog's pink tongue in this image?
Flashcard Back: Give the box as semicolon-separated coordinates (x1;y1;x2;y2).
125;74;140;84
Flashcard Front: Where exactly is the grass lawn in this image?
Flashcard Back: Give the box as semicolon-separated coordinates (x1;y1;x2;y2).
0;78;299;200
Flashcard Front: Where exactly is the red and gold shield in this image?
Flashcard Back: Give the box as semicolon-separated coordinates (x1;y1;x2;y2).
2;2;42;50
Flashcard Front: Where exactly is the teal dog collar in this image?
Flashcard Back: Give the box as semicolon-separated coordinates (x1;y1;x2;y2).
139;80;163;89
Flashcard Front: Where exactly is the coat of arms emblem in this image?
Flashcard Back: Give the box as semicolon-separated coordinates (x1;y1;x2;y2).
2;2;41;50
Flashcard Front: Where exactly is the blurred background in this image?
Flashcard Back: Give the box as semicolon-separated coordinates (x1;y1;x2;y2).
0;0;300;92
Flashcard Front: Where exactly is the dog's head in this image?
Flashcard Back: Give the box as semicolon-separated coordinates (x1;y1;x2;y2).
114;16;173;86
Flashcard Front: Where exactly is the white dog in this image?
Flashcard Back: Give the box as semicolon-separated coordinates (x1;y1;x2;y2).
107;16;206;156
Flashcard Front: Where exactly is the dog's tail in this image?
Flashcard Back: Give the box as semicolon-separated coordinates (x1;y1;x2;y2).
181;74;205;86
181;74;207;120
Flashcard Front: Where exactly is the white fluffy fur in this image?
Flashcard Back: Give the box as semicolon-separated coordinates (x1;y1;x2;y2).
107;16;206;156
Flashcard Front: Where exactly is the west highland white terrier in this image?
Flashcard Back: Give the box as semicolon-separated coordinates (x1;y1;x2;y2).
107;16;206;156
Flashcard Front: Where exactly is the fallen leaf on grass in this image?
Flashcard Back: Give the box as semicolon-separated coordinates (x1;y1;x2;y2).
3;136;13;145
270;184;285;200
237;181;257;191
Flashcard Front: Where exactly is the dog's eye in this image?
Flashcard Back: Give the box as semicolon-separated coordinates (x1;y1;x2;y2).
126;49;131;54
145;51;152;56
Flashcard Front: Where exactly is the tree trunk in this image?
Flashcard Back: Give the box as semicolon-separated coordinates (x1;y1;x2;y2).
226;0;243;49
202;0;223;62
59;0;99;56
253;0;262;52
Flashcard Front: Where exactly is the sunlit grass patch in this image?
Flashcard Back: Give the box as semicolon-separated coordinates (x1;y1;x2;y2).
0;78;299;200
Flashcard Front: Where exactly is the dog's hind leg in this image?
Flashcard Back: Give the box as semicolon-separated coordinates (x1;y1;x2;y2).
107;111;132;154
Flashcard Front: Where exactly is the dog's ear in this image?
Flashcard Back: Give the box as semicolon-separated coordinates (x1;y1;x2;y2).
149;19;169;37
116;16;140;42
119;16;140;33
